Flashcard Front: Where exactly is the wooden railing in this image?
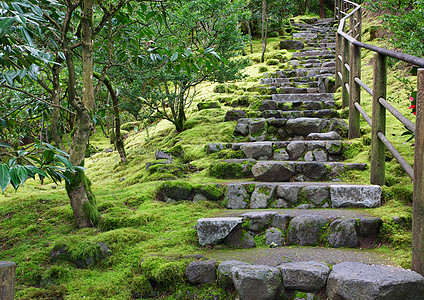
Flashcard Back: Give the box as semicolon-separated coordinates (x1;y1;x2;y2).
335;0;424;276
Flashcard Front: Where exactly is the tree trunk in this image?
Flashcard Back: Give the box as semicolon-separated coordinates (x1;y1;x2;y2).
320;0;324;18
261;0;268;63
65;0;99;228
51;64;65;151
246;20;253;54
93;72;127;163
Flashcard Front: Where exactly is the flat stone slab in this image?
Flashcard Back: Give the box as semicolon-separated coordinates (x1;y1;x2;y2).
327;262;424;300
330;185;382;208
197;217;242;245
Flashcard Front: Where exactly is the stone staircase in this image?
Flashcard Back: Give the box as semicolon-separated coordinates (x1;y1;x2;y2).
190;19;424;299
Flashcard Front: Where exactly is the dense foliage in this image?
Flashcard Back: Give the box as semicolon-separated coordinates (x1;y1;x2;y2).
365;0;424;56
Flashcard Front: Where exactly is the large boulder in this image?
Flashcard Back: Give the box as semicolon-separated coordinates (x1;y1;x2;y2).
278;261;330;291
231;265;283;300
197;217;242;245
287;215;329;246
327;262;424;300
185;260;217;285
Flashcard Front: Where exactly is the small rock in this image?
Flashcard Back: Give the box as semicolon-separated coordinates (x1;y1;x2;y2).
225;184;249;209
271;214;291;231
287;215;329;246
277;261;330;291
231;265;283;300
241;211;278;232
250;184;277;209
224;229;256;249
327;218;359;248
197;217;242;245
276;185;300;204
265;227;284;247
185;260;217;285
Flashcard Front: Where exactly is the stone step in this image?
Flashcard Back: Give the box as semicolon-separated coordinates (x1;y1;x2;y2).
258;99;335;110
251;161;366;182
272;87;320;94
210;159;366;181
234;117;347;140
276;67;335;78
192;257;423;299
206;139;346;162
293;50;334;58
221;182;381;209
261;79;320;88
260;109;339;119
201;247;395;267
197;208;382;248
271;93;334;102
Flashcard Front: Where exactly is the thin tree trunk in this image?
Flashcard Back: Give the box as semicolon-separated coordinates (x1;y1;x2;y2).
261;0;268;63
51;64;65;150
246;20;253;54
320;0;324;18
93;72;127;163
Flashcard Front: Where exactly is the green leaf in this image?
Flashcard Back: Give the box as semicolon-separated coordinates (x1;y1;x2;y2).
43;150;54;164
0;142;11;148
9;167;20;191
54;154;73;169
21;27;33;45
0;164;11;193
17;166;28;186
170;52;178;62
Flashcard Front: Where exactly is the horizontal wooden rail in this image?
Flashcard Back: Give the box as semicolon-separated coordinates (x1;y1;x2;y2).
377;131;414;179
354;77;373;96
378;97;416;133
354;102;372;126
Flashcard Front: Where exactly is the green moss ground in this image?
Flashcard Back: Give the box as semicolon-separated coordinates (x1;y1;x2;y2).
0;14;418;299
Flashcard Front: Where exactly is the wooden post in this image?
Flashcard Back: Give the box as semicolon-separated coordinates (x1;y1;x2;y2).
0;261;16;300
342;36;350;108
335;32;342;89
412;68;424;276
370;53;386;186
356;8;362;42
348;43;361;139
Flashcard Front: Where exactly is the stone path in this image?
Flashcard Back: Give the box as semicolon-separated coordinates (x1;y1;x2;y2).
191;18;424;299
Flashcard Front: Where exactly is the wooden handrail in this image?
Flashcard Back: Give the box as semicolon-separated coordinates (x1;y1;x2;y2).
335;0;424;276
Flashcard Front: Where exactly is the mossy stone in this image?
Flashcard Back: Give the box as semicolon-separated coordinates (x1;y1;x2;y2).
157;181;193;201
